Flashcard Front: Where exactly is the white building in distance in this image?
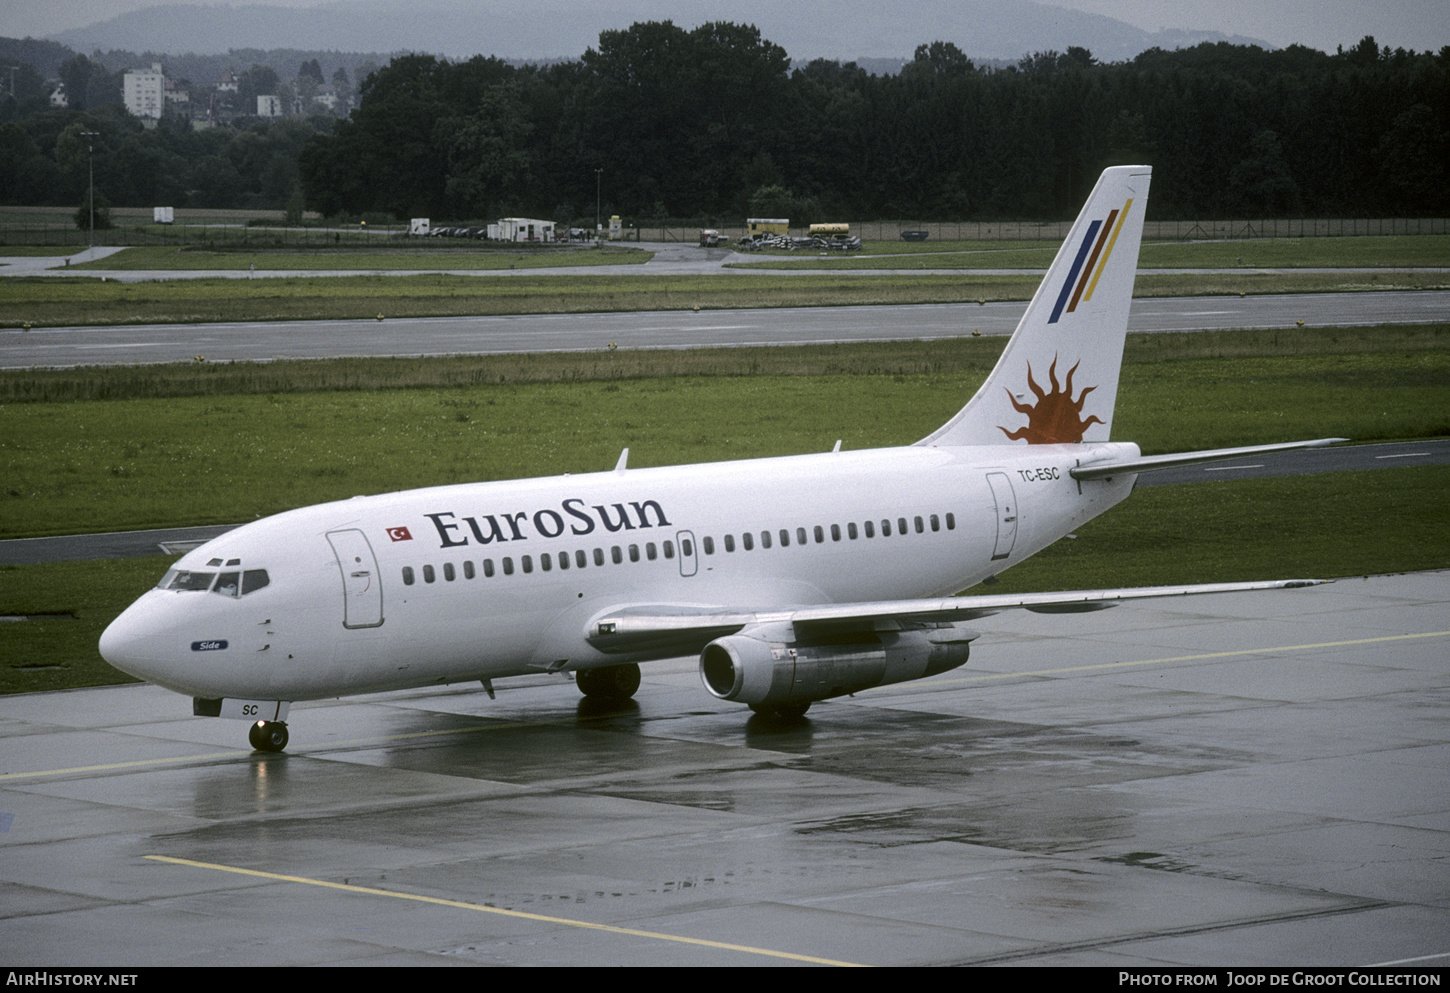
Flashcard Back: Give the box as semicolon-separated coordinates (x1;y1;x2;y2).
257;94;282;117
124;63;164;120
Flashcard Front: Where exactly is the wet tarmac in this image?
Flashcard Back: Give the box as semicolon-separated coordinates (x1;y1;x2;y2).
1;571;1446;966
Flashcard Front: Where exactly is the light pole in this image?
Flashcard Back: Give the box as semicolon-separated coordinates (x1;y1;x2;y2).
80;130;100;253
594;168;602;242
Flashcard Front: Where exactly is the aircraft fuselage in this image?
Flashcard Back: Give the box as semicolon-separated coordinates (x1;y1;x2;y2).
101;440;1140;703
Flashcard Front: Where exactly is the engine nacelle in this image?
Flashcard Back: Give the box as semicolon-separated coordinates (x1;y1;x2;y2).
699;627;975;706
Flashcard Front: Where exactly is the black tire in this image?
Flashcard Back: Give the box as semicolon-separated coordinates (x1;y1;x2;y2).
249;720;289;752
575;663;642;701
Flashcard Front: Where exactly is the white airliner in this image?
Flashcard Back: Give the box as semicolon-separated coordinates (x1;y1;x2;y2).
101;166;1342;752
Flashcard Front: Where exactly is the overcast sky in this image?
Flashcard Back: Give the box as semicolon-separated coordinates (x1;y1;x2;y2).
6;0;1447;54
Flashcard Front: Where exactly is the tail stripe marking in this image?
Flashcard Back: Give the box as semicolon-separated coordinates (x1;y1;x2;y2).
1066;207;1119;316
1048;219;1102;324
1082;198;1134;303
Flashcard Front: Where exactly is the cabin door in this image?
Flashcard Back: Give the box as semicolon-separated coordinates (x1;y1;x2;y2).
326;528;384;628
986;472;1019;561
676;530;698;577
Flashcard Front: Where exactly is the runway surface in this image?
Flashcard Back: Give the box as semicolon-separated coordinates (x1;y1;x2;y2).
4;290;1447;368
2;571;1446;966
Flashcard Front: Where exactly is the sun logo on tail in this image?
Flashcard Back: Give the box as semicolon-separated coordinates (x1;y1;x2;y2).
1000;356;1103;444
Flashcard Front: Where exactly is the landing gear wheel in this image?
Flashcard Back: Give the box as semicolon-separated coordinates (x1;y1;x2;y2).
576;663;641;702
248;720;289;752
749;701;811;720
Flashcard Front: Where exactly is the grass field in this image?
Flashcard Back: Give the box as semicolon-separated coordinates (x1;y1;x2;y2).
3;326;1446;540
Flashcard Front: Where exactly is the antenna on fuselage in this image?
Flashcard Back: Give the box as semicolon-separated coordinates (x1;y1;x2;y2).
615;447;629;472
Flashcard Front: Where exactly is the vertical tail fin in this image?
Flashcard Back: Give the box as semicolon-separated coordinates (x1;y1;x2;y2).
917;165;1151;448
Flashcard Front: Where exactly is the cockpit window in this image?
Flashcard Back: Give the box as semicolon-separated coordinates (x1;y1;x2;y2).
159;566;270;596
161;569;216;591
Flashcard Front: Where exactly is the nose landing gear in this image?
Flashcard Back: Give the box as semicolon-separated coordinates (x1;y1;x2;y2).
248;720;289;752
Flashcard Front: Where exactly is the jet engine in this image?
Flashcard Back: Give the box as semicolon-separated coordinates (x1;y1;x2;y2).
699;627;975;707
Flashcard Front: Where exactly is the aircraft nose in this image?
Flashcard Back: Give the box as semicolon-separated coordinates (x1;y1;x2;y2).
99;594;179;686
100;606;155;678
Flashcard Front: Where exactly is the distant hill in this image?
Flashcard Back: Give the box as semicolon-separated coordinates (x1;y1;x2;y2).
0;36;86;78
47;0;1272;64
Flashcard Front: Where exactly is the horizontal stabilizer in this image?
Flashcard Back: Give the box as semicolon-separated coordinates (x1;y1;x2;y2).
1069;438;1348;480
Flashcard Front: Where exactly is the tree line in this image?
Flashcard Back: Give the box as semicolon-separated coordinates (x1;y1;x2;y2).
3;25;1447;223
298;28;1448;223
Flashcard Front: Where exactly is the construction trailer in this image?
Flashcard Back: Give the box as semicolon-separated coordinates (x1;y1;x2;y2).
495;217;556;242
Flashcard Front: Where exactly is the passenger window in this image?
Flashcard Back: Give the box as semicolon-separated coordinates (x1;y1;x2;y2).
628;544;640;562
797;527;807;545
724;534;735;552
646;542;657;561
814;525;824;543
502;557;514;575
946;512;956;530
898;517;908;535
742;532;754;551
558;551;570;570
576;549;588;568
681;538;694;557
443;562;456;581
483;559;495;577
761;531;772;549
847;523;857;540
664;540;675;559
522;555;533;573
915;516;924;534
865;520;875;538
881;519;892;537
930;514;940;532
594;548;605;566
611;546;623;564
402;567;415;586
703;537;714;555
463;560;475;579
540;554;551;572
779;529;789;547
423;565;435;583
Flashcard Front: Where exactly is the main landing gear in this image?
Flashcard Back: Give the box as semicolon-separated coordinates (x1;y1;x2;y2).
575;663;641;703
248;720;289;753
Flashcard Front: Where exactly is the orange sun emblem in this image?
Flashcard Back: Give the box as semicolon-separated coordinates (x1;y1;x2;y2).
999;356;1104;444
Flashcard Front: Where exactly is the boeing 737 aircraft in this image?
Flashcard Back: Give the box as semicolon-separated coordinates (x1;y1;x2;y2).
101;166;1342;752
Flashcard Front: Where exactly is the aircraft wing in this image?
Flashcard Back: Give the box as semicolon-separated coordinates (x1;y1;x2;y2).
585;579;1330;655
1069;438;1348;480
